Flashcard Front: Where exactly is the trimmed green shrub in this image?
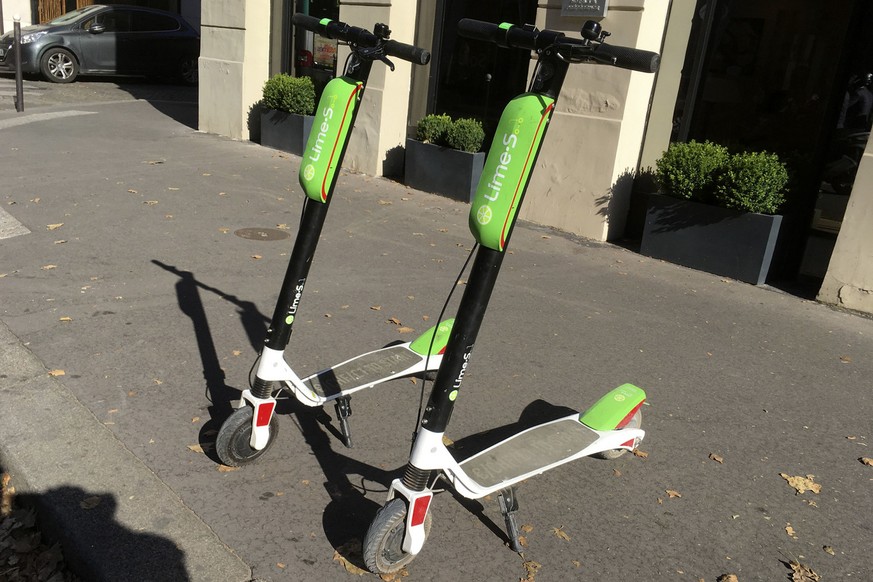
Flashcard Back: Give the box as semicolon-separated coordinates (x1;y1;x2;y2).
713;151;788;214
446;118;485;153
416;114;453;145
262;74;316;115
655;140;730;203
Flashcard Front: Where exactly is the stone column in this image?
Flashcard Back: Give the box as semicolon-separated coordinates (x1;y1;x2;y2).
199;1;272;141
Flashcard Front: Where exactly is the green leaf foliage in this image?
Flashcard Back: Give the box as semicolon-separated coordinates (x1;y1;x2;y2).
713;151;788;214
446;118;485;153
416;114;453;145
262;74;316;115
655;140;729;203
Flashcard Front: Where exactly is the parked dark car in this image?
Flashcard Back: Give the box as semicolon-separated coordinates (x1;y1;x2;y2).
0;5;199;84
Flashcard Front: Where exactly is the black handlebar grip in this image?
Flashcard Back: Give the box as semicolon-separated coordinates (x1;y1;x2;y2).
291;13;323;33
457;18;505;44
384;40;431;65
592;43;660;73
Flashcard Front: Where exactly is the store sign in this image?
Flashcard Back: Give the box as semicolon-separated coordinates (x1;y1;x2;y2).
561;0;609;18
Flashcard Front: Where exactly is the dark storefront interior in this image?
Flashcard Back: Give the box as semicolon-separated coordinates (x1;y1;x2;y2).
671;0;873;291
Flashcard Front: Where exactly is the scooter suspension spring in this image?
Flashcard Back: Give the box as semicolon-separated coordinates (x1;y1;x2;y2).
401;464;432;491
251;377;276;399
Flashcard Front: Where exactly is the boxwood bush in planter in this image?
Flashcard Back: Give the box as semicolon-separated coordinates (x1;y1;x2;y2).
260;74;317;156
262;74;316;115
405;114;486;203
642;141;791;285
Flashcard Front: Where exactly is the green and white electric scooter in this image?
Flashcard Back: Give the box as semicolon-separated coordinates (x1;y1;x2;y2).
362;18;660;573
215;15;448;466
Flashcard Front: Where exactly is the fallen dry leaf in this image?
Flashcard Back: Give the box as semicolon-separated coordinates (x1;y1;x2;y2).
388;316;402;325
633;449;649;459
823;545;835;556
46;223;64;230
370;305;382;311
397;327;415;334
709;453;725;464
332;539;368;575
522;560;542;582
1;473;13;516
191;416;200;423
860;457;873;466
144;200;159;206
41;264;57;270
187;444;204;454
551;526;570;541
48;369;65;377
378;199;392;205
276;562;286;569
785;524;798;539
780;473;822;495
79;496;101;510
518;535;528;547
59;316;73;322
613;468;622;477
717;575;739;582
788;560;821;581
666;489;682;498
217;465;240;473
521;524;534;533
839;355;852;364
572;560;581;568
251;255;262;260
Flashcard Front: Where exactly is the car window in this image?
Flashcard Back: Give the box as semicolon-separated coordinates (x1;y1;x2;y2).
97;11;132;33
131;12;181;33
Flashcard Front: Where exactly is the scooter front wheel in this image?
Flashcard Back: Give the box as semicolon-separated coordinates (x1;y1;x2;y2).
215;406;279;466
363;498;431;574
593;408;641;460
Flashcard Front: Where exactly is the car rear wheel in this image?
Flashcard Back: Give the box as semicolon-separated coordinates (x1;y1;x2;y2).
179;56;198;86
40;48;79;83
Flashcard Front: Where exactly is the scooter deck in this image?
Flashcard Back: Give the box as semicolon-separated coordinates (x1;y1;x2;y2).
302;343;428;399
458;417;597;489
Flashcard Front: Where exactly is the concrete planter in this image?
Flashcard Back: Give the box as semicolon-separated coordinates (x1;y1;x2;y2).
260;110;315;157
640;193;783;285
404;139;485;203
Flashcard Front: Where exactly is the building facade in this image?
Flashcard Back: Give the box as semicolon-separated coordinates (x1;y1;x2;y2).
193;0;872;316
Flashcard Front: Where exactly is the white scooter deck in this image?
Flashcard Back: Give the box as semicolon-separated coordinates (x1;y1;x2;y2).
458;416;599;489
299;342;439;401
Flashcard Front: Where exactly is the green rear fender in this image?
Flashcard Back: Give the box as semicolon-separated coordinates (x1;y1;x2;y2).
579;384;646;431
298;76;363;203
409;319;455;356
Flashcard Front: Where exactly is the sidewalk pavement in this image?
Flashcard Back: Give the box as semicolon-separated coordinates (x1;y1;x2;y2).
1;95;872;582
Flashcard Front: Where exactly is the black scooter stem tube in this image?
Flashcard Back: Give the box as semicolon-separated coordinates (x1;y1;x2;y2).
264;200;330;350
420;247;505;433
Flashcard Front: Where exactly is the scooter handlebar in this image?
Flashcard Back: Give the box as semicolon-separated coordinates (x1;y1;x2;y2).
292;14;430;65
457;18;659;74
384;39;431;66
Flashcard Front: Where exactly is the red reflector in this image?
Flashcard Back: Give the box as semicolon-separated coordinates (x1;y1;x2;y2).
256;402;276;427
410;495;431;527
616;401;644;429
620;439;636;449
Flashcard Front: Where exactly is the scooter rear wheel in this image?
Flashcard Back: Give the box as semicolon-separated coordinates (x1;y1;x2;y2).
593;408;641;460
363;498;432;574
215;406;279;466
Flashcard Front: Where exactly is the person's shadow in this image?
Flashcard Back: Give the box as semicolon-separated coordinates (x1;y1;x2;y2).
10;483;190;581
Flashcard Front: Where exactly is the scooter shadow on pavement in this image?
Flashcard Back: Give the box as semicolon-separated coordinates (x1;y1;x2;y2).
151;260;272;460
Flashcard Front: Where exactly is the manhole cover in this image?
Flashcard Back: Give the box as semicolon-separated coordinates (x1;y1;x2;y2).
234;227;291;241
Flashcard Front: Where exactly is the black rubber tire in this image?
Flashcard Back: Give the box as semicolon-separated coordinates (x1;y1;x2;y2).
363;498;432;574
179;55;198;85
215;406;279;466
593;408;642;460
40;47;79;83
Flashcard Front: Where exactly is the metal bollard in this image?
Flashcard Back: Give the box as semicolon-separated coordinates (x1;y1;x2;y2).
14;15;24;112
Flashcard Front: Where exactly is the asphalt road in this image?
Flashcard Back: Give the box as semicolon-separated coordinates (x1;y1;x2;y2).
0;73;197;111
1;77;872;582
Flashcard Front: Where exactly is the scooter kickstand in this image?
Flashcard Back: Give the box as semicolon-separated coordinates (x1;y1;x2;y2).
335;396;353;448
498;486;523;553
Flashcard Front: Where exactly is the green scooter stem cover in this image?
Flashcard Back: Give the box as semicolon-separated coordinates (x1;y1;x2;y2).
579;383;646;431
469;93;555;251
299;76;363;203
408;319;455;356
